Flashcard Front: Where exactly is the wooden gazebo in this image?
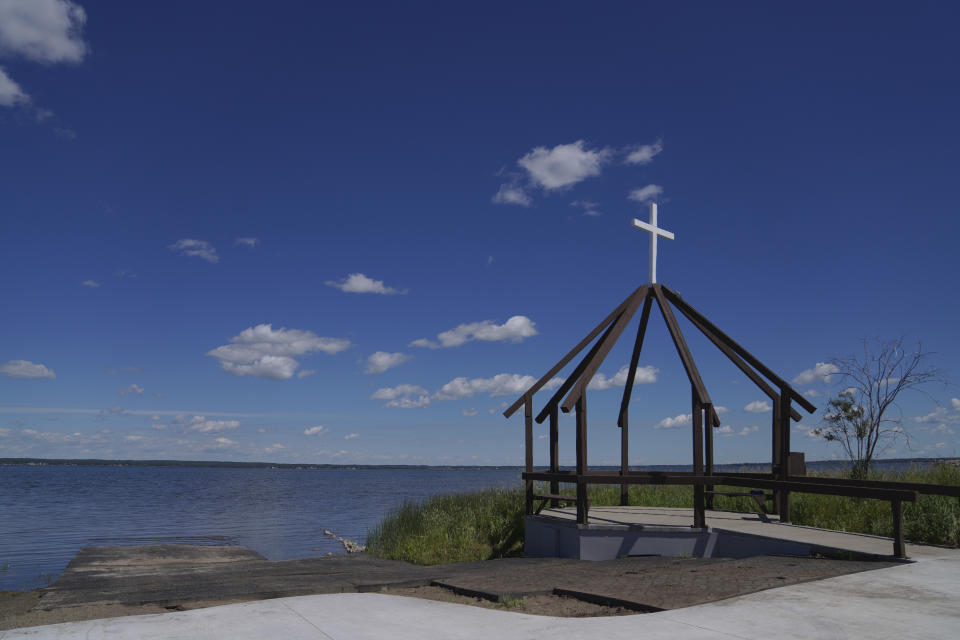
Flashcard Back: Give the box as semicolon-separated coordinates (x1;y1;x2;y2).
503;205;944;558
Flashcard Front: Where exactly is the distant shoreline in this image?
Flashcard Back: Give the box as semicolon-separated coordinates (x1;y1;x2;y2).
1;457;955;471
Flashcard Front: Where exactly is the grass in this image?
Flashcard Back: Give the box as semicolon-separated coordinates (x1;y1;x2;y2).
365;464;960;564
365;487;525;565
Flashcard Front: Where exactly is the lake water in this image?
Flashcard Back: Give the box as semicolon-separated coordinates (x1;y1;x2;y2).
0;465;521;591
0;458;942;591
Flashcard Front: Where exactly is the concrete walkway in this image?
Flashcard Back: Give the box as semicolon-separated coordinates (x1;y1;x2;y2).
3;552;958;639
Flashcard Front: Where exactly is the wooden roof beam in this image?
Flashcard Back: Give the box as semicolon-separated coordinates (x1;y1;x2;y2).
660;285;816;413
503;285;645;419
617;294;654;428
653;285;711;406
560;286;648;413
668;291;804;422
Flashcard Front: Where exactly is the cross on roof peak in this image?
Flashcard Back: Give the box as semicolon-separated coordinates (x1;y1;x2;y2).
632;202;674;284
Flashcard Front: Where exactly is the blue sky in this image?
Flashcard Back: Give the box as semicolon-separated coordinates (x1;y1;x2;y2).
1;0;959;466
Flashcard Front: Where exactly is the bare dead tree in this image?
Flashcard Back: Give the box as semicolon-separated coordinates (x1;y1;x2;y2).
812;337;944;479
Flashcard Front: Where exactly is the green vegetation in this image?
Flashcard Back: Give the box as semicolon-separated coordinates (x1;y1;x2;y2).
366;464;960;564
500;595;524;609
365;487;525;564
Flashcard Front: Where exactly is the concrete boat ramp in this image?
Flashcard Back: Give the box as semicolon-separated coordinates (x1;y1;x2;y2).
3;509;959;639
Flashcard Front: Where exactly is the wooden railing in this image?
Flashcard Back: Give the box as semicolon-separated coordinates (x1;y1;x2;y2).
519;469;958;559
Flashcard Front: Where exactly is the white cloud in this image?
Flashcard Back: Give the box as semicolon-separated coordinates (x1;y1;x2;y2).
264;443;285;453
624;140;663;165
234;237;260;247
435;374;561;400
0;0;88;64
570;200;601;217
792;362;840;385
325;273;403;295
653;407;727;430
461;408;478;417
297;369;316;379
118;384;144;397
492;183;532;206
371;384;431;408
517;140;611;190
803;389;821;398
655;413;691;430
716;425;734;436
0;66;27;105
168;238;218;263
207;324;350;381
489;401;510;415
371;384;428;400
744;400;771;414
915;408;957;424
364;351;411;375
124;435;143;442
1;359;55;379
412;315;537;349
932;424;955;435
587;364;658;390
211;437;237;448
387;396;431;409
304;426;327;436
80;279;100;288
174;415;240;434
952;398;960;411
738;425;760;436
21;428;83;443
628;184;663;204
344;433;359;440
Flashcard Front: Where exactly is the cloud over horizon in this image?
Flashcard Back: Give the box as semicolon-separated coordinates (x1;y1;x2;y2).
168;238;218;263
411;316;537;349
207;324;350;380
1;359;56;379
364;351;411;374
793;362;840;385
325;273;403;295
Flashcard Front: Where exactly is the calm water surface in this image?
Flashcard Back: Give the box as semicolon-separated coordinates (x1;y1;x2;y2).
0;466;521;590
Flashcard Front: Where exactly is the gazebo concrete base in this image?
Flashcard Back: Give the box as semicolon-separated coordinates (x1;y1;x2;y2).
525;506;887;561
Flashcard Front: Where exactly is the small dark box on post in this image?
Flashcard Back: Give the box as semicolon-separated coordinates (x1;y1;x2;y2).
788;452;806;477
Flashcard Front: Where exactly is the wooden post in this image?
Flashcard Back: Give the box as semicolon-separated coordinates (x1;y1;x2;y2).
576;394;589;525
549;405;560;507
692;391;706;528
771;402;781;515
524;397;534;516
892;500;906;558
620;408;629;506
704;403;715;510
778;392;792;522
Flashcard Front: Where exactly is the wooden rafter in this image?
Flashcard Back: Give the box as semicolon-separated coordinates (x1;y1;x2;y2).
560;286;648;413
503;285;645;419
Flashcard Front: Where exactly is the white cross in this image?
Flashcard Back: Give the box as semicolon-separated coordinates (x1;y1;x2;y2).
632;203;674;284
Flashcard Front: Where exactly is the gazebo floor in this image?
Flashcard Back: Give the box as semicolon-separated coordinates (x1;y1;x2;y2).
527;506;921;560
